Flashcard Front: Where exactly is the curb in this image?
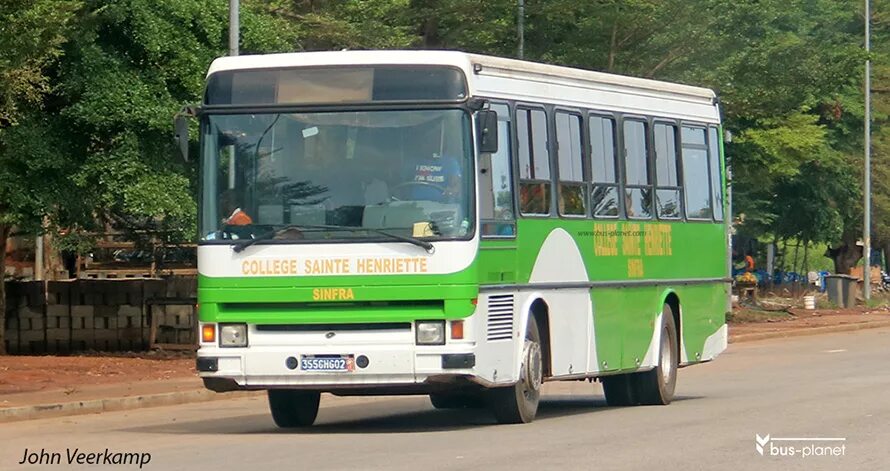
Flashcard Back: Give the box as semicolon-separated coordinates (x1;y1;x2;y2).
729;319;890;344
0;388;262;424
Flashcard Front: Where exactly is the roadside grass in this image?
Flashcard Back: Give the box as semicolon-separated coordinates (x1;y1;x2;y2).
863;295;890;308
727;307;794;324
815;297;834;309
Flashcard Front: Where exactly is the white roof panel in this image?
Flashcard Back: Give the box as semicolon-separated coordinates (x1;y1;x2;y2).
206;50;719;122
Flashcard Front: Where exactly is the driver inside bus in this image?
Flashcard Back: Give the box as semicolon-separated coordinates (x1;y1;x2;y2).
400;152;462;202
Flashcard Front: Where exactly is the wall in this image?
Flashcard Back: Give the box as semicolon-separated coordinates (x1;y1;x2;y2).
3;278;196;354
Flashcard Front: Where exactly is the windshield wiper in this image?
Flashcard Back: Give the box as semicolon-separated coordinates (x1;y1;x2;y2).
232;224;435;254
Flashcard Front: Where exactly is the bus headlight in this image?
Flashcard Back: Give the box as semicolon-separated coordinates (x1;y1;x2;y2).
416;321;445;345
219;324;248;347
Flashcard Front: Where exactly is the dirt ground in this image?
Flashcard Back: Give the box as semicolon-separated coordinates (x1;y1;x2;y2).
1;303;888;397
0;354;195;395
729;304;890;337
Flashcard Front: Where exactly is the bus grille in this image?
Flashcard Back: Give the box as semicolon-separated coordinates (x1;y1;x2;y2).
486;294;514;341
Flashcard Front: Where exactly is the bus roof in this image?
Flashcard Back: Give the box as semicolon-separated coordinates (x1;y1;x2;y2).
207;50;719;122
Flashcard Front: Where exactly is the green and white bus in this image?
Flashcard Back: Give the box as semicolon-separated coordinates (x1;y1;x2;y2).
186;51;729;426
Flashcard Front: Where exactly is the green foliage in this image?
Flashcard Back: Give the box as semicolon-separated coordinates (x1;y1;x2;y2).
0;0;81;127
0;116;82;231
0;0;884;266
500;0;869;266
0;0;80;233
45;0;297;243
264;0;415;50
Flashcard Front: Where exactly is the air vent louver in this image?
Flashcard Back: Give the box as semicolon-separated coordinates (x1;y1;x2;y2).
486;294;514;341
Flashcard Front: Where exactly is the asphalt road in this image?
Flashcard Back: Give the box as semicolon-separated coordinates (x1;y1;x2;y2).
2;328;889;471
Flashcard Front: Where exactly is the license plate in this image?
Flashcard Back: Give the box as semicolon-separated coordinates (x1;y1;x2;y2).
300;355;355;372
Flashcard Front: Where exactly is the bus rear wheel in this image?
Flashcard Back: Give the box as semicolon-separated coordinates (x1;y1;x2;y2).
488;319;543;424
602;373;637;406
633;305;678;405
267;390;321;428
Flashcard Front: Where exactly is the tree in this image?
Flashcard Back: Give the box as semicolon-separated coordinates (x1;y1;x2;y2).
0;0;296;354
0;0;80;354
48;0;298;245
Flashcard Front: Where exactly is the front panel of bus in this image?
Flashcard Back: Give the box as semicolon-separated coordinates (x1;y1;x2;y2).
195;65;486;390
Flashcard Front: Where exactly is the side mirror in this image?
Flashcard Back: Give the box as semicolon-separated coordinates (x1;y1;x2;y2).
173;115;189;162
476;110;499;154
173;105;199;162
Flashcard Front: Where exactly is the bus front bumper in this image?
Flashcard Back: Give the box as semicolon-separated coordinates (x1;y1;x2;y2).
196;344;482;393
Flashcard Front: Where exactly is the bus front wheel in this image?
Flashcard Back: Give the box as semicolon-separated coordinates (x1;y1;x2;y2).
267;390;321;428
488;319;543;424
430;393;485;409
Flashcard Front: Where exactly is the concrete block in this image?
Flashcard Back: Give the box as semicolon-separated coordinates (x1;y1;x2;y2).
46;328;70;342
100;339;120;351
118;305;142;317
94;305;119;318
24;340;46;354
119;315;138;328
27;317;44;331
71;329;94;342
20;329;44;343
51;316;71;329
71;305;94;317
177;329;195;345
46;304;69;318
72;320;91;330
46;339;71;354
118;327;143;342
94;329;117;341
48;281;71;305
166;304;192;317
18;306;43;319
104;291;127;306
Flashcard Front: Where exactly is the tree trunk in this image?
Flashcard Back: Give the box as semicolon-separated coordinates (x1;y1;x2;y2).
884;244;890;273
0;224;8;354
802;242;809;273
421;16;441;48
826;240;863;275
780;238;788;271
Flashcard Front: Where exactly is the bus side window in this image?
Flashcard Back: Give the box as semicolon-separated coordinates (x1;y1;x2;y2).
556;111;586;216
517;108;551;215
623;119;652;219
480;103;516;237
589;115;620;218
654;123;681;219
681;126;712;220
708;126;725;221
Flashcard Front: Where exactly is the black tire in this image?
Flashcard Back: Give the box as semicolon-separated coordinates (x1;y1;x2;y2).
602;373;637;406
488;319;544;424
633;304;679;405
267;390;321;428
430;393;485;409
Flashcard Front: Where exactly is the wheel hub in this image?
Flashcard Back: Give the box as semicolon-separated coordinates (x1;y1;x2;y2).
660;330;673;386
521;340;542;392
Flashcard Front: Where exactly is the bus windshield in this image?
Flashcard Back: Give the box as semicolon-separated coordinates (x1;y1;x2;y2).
200;109;474;243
